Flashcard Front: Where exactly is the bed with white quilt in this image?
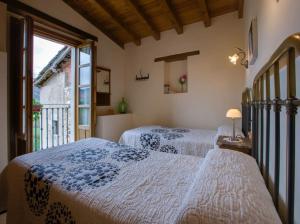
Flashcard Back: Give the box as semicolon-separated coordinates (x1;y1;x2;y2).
0;138;280;224
119;125;217;157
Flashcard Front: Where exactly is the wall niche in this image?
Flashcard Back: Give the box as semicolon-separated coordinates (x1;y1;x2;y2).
164;60;187;94
154;50;199;94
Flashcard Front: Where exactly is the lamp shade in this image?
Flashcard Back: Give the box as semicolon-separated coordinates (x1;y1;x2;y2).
226;109;242;119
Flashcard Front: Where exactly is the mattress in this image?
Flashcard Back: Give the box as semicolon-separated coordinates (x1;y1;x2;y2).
0;138;281;224
119;125;217;157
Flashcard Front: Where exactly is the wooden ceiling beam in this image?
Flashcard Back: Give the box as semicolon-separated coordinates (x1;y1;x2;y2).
63;0;124;48
95;0;141;46
238;0;244;18
127;0;160;40
160;0;183;34
196;0;211;27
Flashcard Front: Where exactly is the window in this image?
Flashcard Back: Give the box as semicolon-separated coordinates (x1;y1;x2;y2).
53;120;59;135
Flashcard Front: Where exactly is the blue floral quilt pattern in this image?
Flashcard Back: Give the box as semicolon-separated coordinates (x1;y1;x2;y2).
23;139;152;222
139;127;191;154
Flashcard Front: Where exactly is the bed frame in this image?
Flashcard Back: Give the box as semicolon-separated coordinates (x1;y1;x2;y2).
242;34;300;224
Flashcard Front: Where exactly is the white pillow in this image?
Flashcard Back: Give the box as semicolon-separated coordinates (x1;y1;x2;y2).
217;125;244;138
176;149;281;224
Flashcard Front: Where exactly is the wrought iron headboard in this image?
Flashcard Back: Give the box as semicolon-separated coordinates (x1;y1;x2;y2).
242;34;300;224
242;88;252;136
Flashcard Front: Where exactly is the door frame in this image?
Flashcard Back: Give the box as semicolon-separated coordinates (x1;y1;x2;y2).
8;13;97;158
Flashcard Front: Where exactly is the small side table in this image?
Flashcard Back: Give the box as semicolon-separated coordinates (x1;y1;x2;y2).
216;135;252;155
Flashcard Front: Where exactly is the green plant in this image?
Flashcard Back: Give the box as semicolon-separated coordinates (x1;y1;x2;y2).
33;99;41;120
32;99;41;151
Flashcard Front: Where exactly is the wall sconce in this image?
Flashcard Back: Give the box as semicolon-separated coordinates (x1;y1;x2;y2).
228;48;248;68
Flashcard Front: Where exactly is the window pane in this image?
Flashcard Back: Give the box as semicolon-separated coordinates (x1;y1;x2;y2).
22;108;26;134
79;87;90;105
79;66;91;85
23;79;26;105
23;51;26;77
79;108;89;125
79;47;91;65
53;120;58;135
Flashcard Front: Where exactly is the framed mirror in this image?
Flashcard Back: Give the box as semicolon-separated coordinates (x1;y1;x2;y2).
96;66;111;106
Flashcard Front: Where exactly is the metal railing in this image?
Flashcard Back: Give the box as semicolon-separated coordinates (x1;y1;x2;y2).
33;104;71;151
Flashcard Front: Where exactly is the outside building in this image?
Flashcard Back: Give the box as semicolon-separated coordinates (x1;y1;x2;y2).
33;46;72;150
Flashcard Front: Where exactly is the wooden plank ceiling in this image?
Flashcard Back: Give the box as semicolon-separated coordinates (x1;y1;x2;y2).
63;0;244;48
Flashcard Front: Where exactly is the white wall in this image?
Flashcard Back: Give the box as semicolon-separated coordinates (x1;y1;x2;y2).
124;13;245;130
244;0;300;86
20;0;126;110
40;72;68;105
96;113;133;142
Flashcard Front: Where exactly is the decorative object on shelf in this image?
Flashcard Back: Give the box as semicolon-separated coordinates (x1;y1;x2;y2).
136;70;149;81
178;74;187;92
228;47;248;68
226;108;242;141
164;84;170;94
248;17;258;65
118;97;128;114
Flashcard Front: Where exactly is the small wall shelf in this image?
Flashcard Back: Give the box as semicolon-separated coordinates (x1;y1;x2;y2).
136;73;149;81
154;50;200;62
154;50;199;94
135;70;149;81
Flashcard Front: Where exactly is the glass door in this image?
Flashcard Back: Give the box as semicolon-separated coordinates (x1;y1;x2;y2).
76;43;96;139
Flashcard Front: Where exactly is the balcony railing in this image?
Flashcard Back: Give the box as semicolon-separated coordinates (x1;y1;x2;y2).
33;104;71;151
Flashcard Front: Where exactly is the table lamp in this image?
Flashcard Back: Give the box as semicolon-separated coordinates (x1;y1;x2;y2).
226;109;242;141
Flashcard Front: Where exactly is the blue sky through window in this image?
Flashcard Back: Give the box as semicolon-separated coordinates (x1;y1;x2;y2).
33;36;65;78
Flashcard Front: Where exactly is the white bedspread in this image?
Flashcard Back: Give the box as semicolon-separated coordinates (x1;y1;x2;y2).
176;149;281;224
119;126;217;157
0;138;281;224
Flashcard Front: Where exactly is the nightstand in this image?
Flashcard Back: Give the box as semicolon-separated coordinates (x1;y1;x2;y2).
216;135;252;155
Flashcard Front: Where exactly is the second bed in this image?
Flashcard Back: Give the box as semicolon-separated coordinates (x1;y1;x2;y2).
119;125;244;157
119;125;217;157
